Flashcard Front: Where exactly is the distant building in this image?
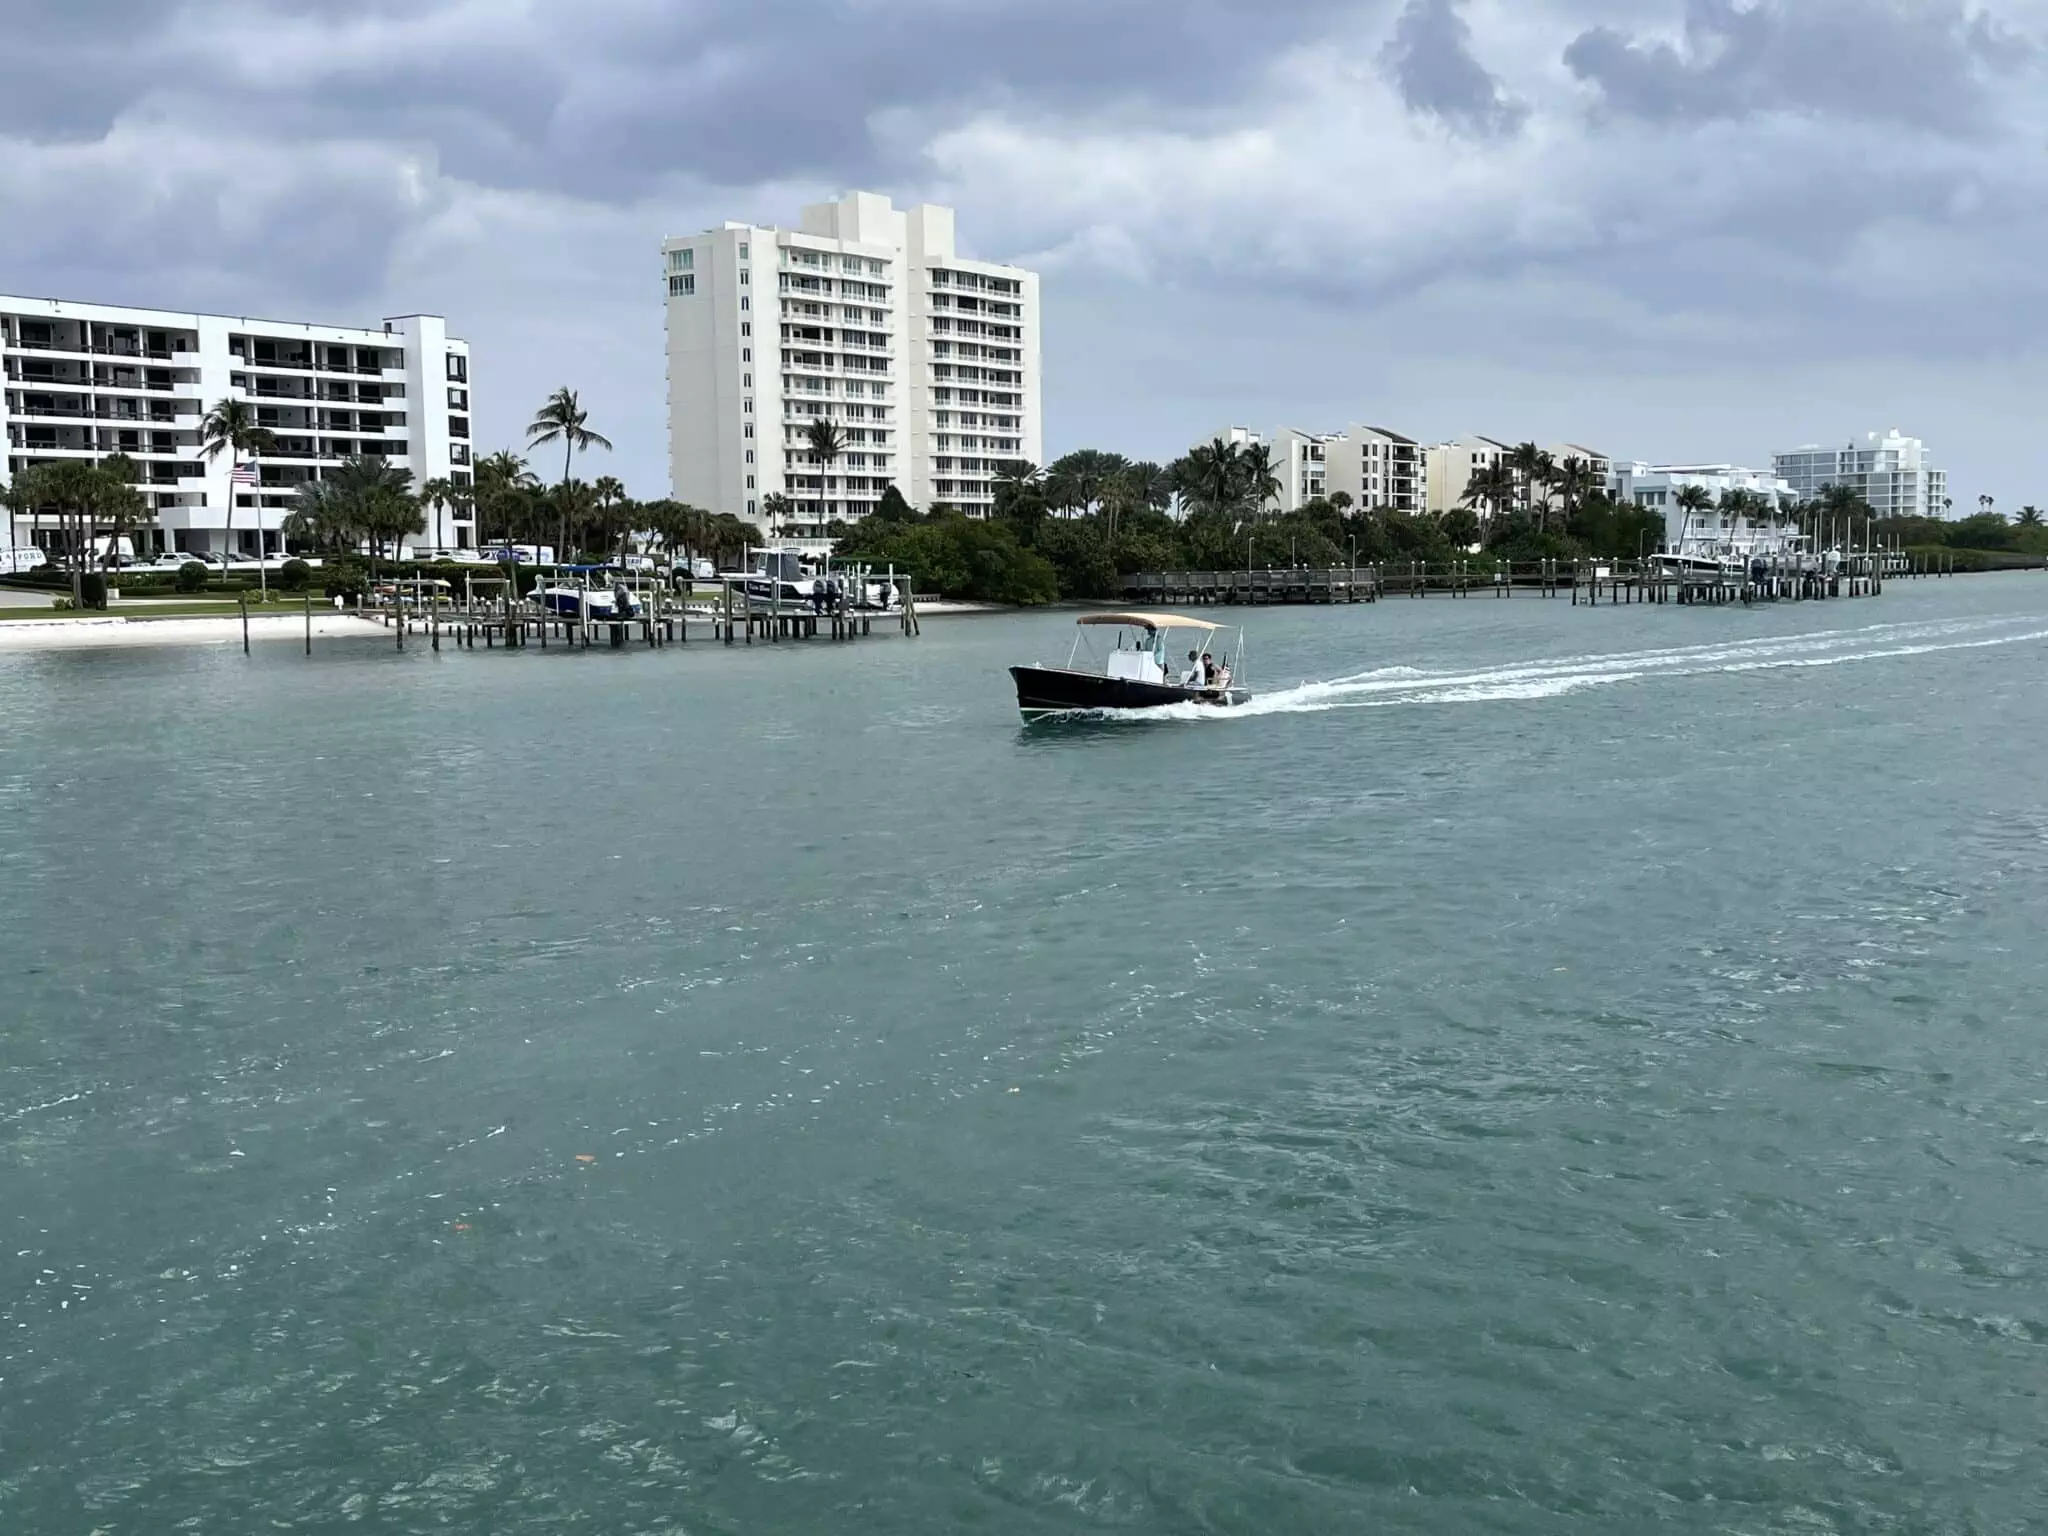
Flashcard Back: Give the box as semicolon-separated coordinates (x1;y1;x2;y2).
1547;442;1612;488
1194;423;1423;514
663;191;1041;534
1610;462;1798;556
2;296;472;560
1423;436;1513;517
1773;430;1947;519
1325;426;1423;515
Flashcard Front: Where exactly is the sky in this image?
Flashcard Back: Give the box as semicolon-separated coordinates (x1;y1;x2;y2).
5;0;2045;510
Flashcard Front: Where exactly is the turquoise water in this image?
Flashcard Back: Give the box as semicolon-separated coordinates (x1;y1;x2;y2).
4;578;2048;1532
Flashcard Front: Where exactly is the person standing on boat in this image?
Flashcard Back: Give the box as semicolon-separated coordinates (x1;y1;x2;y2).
1183;649;1204;686
1201;652;1218;689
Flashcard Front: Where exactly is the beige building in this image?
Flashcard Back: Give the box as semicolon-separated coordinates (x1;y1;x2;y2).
1423;436;1513;516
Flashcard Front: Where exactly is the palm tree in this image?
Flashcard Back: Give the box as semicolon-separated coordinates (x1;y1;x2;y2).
92;454;149;576
1239;443;1282;517
418;477;469;558
1177;440;1240;518
2017;506;2043;528
473;450;540;549
1462;462;1518;526
804;418;848;531
2;460;105;604
1551;456;1596;530
284;477;359;555
760;492;793;538
1673;484;1714;552
992;460;1042;492
1503;443;1548;527
1045;449;1132;520
526;388;612;559
199;396;278;594
327;455;419;583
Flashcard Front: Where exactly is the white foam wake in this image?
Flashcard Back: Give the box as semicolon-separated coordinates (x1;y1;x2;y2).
1057;615;2048;723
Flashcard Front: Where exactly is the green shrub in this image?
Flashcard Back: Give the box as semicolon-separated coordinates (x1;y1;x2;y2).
322;556;370;599
175;561;209;593
279;558;312;592
78;572;109;610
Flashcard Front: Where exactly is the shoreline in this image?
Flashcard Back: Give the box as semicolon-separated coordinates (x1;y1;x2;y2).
0;613;389;651
0;600;1006;652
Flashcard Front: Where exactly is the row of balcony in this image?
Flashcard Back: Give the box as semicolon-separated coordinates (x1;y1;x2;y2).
6;402;194;425
3;338;197;362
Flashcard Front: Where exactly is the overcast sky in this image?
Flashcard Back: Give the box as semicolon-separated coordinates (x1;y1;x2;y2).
6;0;2044;508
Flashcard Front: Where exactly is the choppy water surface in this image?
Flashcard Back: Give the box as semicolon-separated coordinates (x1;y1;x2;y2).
4;577;2047;1532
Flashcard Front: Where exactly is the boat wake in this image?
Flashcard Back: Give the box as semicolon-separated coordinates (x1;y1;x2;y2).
1059;615;2048;723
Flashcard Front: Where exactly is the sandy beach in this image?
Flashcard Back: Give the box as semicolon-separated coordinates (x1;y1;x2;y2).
0;613;388;651
0;600;1001;652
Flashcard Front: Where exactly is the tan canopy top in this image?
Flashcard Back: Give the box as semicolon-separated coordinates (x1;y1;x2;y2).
1076;612;1222;633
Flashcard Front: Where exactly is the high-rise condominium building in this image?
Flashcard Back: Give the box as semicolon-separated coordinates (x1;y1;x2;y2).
1773;430;1947;519
1;297;473;559
663;192;1041;534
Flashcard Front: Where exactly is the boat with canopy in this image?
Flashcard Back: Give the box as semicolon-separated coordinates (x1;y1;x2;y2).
1010;612;1250;720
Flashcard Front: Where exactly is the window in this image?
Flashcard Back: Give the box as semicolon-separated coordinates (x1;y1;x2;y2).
746;475;755;489
743;399;752;413
741;321;750;337
743;373;751;387
740;271;749;286
740;296;749;311
744;449;754;463
449;415;469;438
448;387;467;409
668;248;693;272
669;274;695;296
747;499;756;515
742;347;751;362
446;354;466;382
739;243;749;260
744;423;754;438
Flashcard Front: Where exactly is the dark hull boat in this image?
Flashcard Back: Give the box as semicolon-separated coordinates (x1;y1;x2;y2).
1010;612;1251;720
1011;665;1248;718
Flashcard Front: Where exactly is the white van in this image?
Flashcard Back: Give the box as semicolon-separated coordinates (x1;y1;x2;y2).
0;545;49;574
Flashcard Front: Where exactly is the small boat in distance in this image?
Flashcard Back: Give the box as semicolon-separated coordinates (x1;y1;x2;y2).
1011;613;1250;720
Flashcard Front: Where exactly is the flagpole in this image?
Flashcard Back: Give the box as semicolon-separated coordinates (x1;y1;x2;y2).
253;453;267;600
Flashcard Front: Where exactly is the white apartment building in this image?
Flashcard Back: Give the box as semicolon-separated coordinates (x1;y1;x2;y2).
1610;462;1797;554
1202;423;1424;514
1773;429;1948;519
1;297;473;559
663;192;1041;534
1325;426;1423;514
1201;426;1329;511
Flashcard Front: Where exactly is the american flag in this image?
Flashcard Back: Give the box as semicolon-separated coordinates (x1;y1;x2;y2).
231;461;259;484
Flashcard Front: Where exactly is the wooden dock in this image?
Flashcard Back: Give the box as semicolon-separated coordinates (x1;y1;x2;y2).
1126;551;1955;609
345;574;922;653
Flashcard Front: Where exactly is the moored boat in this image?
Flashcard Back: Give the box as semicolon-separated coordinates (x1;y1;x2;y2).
1011;613;1249;720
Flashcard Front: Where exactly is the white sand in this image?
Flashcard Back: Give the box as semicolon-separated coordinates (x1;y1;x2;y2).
0;613;387;650
0;598;1006;652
